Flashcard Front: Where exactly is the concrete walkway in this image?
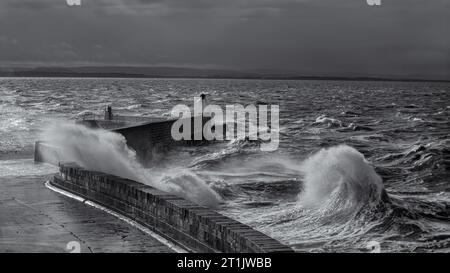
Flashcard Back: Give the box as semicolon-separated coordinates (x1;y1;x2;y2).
0;174;174;253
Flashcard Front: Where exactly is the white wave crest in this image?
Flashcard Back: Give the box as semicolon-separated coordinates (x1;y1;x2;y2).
299;145;385;208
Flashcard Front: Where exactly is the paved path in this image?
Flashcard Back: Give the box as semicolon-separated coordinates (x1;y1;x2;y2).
0;174;174;253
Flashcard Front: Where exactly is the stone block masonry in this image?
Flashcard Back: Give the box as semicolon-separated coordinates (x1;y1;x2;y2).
51;163;294;253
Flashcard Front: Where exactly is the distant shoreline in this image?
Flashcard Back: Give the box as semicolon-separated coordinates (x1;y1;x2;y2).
0;68;448;83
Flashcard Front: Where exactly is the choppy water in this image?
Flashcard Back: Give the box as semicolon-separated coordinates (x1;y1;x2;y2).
1;77;449;252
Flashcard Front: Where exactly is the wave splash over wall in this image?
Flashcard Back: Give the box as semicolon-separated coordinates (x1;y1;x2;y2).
40;122;222;207
39;121;388;214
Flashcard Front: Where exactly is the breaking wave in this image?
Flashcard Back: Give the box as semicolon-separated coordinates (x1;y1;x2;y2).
314;115;343;128
299;145;387;209
313;115;373;131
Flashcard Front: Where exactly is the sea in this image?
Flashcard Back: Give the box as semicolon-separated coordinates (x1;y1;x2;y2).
0;77;449;252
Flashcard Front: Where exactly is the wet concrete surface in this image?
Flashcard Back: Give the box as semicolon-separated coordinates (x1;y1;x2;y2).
0;174;174;253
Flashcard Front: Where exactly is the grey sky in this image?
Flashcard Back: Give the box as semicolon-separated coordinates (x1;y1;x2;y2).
0;0;449;79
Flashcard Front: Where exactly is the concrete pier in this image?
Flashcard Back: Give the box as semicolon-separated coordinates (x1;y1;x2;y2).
78;115;211;163
0;174;174;253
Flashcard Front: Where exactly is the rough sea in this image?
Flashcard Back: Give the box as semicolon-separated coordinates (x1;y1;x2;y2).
1;77;449;252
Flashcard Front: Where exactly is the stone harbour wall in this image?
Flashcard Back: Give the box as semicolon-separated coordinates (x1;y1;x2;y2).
51;163;294;253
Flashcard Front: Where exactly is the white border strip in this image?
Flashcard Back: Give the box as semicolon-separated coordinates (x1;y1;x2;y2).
45;181;188;253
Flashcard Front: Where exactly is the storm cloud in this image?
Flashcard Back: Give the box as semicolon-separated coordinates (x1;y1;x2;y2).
0;0;448;79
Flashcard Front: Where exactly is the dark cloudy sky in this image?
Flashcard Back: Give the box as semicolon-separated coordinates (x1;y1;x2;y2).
0;0;449;79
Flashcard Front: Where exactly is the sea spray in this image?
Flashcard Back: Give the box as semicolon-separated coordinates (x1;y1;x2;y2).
154;167;224;208
299;145;386;209
41;122;142;181
226;145;392;247
185;139;387;211
40;122;222;207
